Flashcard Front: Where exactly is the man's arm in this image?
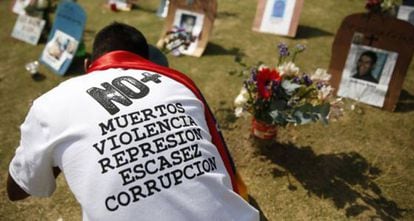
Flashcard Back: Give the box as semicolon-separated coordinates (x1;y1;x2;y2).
7;167;61;201
7;173;29;201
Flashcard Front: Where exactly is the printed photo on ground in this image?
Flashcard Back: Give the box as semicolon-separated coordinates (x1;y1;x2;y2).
172;9;204;55
337;44;398;107
41;30;78;71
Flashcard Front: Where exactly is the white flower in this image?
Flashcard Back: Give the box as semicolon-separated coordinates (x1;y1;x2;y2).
318;85;333;100
277;62;299;76
257;64;269;71
311;68;331;82
234;107;245;117
234;87;249;107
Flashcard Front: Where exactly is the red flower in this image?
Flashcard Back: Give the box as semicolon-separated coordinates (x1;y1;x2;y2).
257;68;281;99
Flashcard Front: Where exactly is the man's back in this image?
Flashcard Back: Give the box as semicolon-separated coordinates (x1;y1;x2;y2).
9;52;259;221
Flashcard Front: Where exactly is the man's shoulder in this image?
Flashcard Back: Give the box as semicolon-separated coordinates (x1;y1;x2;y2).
33;74;96;106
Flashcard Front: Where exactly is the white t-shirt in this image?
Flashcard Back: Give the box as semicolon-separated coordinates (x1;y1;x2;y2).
9;63;259;221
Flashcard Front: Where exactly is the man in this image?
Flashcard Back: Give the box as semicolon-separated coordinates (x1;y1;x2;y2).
7;22;259;221
352;50;379;84
180;14;196;33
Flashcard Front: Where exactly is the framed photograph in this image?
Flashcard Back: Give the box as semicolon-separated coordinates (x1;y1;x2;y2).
172;9;204;55
41;30;79;71
397;5;414;26
157;0;217;57
253;0;304;37
337;44;398;107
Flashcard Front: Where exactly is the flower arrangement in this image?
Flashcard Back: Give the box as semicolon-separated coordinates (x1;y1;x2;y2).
234;43;337;134
160;26;197;56
365;0;400;14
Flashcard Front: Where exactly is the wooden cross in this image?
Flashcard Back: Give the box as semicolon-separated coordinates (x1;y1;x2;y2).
365;34;379;46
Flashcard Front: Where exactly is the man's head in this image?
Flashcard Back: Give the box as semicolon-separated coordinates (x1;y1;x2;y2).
91;22;149;62
357;51;377;76
180;15;196;33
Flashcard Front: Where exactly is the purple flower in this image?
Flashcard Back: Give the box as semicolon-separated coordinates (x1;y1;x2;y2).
302;74;313;86
293;77;300;84
250;68;258;81
317;82;324;90
278;43;290;57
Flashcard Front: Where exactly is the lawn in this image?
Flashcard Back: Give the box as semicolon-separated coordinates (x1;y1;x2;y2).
1;0;413;220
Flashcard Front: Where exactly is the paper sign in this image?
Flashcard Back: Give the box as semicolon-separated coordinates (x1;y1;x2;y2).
40;1;86;75
337;44;398;107
253;0;303;37
41;30;78;71
11;14;45;45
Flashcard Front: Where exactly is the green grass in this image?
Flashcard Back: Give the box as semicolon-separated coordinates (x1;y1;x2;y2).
1;0;414;220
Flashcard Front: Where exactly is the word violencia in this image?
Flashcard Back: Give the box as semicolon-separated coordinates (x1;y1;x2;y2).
91;102;220;211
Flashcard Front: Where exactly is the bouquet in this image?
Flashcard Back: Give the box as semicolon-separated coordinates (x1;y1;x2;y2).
234;43;338;137
160;26;197;56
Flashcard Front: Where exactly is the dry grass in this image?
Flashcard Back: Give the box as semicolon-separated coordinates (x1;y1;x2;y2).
1;0;413;220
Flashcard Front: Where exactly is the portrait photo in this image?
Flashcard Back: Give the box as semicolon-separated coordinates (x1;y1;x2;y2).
253;0;303;36
172;9;205;55
41;30;78;71
351;49;388;84
397;5;414;25
337;44;398;107
179;14;197;33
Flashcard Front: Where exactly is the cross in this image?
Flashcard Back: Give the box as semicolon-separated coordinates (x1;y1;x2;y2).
365;34;379;46
141;72;162;83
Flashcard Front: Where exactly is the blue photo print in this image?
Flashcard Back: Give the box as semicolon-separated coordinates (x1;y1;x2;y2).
271;0;286;18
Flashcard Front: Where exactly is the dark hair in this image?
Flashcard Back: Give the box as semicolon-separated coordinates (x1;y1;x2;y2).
91;22;149;62
359;51;377;64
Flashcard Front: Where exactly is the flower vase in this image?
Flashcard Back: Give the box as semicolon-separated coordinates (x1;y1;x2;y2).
251;118;277;140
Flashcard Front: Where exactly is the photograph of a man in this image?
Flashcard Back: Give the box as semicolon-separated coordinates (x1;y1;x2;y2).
352;50;380;84
180;14;197;33
337;44;398;107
